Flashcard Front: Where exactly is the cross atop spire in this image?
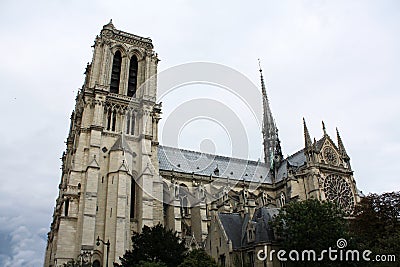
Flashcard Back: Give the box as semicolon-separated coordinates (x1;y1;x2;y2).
258;59;280;168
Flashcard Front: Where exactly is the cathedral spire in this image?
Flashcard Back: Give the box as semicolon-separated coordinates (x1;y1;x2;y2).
336;128;349;159
303;118;312;150
259;59;279;168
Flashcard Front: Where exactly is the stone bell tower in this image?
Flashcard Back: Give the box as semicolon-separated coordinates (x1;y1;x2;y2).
44;21;162;267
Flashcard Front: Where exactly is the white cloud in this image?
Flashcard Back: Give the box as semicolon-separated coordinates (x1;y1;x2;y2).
0;217;46;267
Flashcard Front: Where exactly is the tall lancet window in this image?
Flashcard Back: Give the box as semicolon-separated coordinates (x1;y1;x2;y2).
126;110;135;135
111;111;117;132
127;55;138;97
130;178;136;219
110;51;122;94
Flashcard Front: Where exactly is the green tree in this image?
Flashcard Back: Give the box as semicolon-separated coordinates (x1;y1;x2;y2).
272;199;350;266
349;192;400;266
136;261;167;267
117;224;187;267
178;249;219;267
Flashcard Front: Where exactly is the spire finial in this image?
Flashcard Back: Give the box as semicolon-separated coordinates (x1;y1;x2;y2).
259;59;279;166
258;59;267;98
322;120;327;135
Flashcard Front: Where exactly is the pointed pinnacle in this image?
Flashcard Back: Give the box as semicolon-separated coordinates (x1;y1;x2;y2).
322;120;327;135
336;127;349;158
303;118;312;149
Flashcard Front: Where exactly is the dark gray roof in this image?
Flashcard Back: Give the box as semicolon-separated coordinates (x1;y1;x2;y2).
158;146;271;183
252;207;279;243
276;149;307;181
218;207;279;250
287;149;306;166
218;213;248;249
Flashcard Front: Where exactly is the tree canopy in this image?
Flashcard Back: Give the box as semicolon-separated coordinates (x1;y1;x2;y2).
272;198;350;266
349;192;400;266
117;224;187;267
177;249;219;267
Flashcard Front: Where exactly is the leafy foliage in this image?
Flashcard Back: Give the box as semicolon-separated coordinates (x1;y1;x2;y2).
349;192;400;266
272;199;350;266
178;249;219;267
117;224;187;267
136;261;167;267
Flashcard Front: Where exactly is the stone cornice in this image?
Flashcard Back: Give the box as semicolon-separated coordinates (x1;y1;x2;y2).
108;93;135;103
101;28;153;50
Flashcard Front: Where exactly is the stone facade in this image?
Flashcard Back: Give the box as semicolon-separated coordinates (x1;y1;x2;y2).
44;21;162;267
44;22;360;267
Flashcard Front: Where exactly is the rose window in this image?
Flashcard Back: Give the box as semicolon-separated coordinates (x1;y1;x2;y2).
323;175;354;213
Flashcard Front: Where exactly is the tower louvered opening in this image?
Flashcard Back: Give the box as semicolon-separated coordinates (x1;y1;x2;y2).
110;51;122;94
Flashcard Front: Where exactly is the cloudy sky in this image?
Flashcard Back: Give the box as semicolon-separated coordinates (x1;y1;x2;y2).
1;0;399;266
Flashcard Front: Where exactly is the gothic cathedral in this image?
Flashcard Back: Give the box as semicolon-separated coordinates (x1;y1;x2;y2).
44;22;361;267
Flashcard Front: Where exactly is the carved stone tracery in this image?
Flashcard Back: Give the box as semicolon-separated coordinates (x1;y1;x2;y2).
323;174;354;213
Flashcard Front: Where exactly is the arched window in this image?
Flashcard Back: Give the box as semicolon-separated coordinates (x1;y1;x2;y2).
106;109;112;130
130;178;136;219
127;55;138;97
105;108;119;132
110;51;122;94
